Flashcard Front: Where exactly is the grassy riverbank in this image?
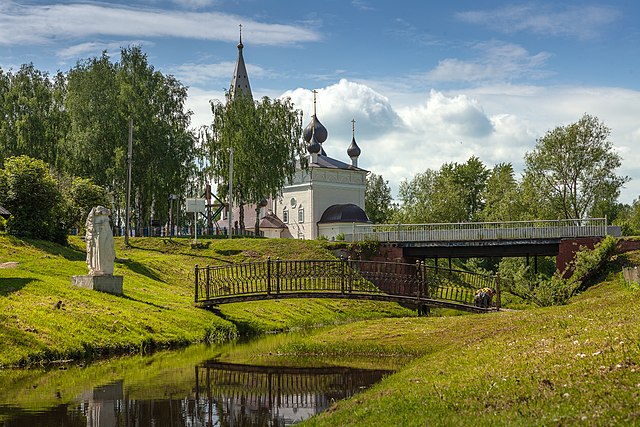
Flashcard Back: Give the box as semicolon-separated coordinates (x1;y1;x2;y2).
270;279;638;426
0;235;413;367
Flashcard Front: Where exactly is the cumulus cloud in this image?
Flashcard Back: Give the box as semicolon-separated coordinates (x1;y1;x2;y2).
282;79;404;158
0;1;320;46
188;77;640;203
457;4;619;40
401;90;494;138
425;41;551;83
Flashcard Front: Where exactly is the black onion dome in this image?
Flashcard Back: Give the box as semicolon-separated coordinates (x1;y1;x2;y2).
318;204;369;223
307;131;321;154
347;136;361;158
303;115;328;143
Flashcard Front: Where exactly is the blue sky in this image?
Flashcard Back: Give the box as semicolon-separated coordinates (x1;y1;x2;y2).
2;0;640;205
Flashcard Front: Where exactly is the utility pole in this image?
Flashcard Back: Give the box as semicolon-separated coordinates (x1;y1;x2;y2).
125;118;133;246
228;147;233;239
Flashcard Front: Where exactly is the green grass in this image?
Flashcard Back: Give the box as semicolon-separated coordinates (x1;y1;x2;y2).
0;235;413;366
264;279;638;426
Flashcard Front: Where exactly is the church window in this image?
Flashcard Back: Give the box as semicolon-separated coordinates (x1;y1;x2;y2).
298;206;304;222
283;207;289;223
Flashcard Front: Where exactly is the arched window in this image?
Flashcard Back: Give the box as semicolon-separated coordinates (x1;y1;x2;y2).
282;207;289;223
298;205;304;222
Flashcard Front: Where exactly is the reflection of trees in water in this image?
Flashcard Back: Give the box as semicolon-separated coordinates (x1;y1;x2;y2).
1;363;390;426
195;361;392;426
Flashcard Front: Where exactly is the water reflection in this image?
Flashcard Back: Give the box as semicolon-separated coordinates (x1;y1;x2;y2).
0;356;392;426
195;361;391;426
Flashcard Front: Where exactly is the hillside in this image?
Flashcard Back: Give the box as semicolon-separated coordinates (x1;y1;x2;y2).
0;235;412;366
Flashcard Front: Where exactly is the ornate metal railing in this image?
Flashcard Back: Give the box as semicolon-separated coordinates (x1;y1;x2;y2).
195;258;499;312
346;218;608;243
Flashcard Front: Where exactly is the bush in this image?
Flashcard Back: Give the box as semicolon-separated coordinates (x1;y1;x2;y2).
0;156;67;244
499;236;617;307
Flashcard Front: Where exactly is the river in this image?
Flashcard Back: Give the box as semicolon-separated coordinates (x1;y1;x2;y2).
0;331;401;426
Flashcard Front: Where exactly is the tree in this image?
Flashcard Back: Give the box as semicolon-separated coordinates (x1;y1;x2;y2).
451;156;489;221
67;177;109;233
207;94;307;233
524;114;628;219
0;155;67;243
365;173;394;224
395;157;488;224
0;64;67;169
64;47;195;233
479;163;526;222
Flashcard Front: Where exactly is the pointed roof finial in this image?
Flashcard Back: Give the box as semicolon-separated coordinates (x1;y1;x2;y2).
238;24;243;49
347;118;361;165
312;89;318;116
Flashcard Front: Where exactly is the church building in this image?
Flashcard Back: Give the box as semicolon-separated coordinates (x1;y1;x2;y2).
226;33;370;240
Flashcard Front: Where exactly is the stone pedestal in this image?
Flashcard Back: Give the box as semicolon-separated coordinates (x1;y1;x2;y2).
72;275;123;295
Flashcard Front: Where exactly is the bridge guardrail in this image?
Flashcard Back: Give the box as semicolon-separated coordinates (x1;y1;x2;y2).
194;258;500;311
347;218;608;243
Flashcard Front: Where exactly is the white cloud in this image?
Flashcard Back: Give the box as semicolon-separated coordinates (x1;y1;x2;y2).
172;0;217;9
0;1;320;46
457;4;619;40
425;41;551;83
401;90;493;138
188;77;640;204
56;40;152;60
174;61;268;86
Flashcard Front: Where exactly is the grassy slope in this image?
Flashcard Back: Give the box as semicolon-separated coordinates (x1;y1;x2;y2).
285;279;639;426
0;235;413;366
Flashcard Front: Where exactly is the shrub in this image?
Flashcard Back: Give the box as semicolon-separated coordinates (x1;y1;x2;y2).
0;156;67;244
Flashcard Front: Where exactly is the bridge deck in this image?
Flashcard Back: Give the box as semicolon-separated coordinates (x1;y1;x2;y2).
346;218;608;243
195;259;499;313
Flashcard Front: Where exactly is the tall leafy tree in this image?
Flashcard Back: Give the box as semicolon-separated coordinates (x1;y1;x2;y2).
479;163;526;222
63;47;194;232
207;93;307;232
0;64;67;168
524;114;628;219
365;173;394;224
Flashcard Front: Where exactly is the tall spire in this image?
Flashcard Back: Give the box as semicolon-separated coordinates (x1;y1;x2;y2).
229;24;253;100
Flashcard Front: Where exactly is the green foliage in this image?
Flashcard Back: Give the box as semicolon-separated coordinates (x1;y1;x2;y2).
524;114;628;220
335;233;345;241
349;240;380;259
499;236;618;306
365;173;395;223
0;156;67;244
66;177;109;232
207;93;307;231
0;64;67;168
395;156;488;224
479;163;527;221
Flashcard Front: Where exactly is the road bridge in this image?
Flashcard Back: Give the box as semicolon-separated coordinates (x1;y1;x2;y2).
344;218;613;272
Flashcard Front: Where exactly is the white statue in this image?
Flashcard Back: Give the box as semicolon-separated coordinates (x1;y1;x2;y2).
85;206;116;276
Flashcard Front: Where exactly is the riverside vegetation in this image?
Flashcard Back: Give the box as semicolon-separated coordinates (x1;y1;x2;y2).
0;234;639;425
